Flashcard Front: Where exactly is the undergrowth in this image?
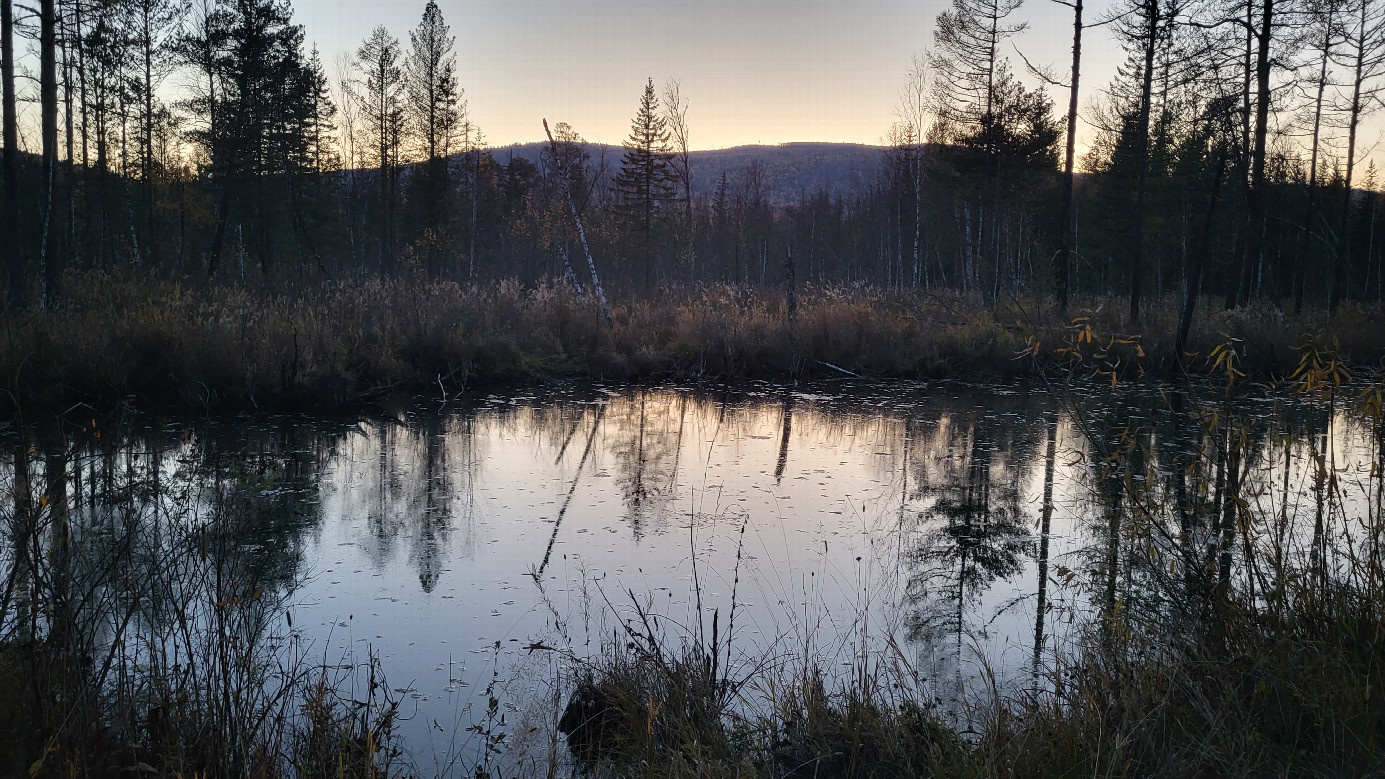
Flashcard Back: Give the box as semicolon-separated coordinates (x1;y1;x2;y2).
4;269;1384;414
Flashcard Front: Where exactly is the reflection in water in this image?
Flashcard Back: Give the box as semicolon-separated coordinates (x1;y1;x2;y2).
774;391;793;484
1034;414;1057;676
3;380;1382;767
610;390;684;537
538;404;605;577
906;412;1034;673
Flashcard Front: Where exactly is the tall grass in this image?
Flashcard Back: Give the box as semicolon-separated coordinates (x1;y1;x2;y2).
5;270;1385;414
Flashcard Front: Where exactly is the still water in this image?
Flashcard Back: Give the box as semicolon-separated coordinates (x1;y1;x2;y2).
7;379;1382;771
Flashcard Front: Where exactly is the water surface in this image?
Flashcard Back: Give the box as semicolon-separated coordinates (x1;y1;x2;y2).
7;378;1380;771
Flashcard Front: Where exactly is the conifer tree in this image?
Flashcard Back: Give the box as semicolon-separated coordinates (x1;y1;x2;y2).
405;0;461;273
406;1;459;163
929;0;1027;297
128;0;181;263
354;25;405;275
612;78;676;291
301;45;338;172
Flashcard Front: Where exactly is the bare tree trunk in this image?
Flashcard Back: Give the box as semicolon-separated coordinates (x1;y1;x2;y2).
1298;7;1335;314
143;5;157;264
2;0;19;304
1034;414;1057;676
537;404;605;577
1178;143;1228;362
1229;0;1272;309
1243;0;1274;309
61;4;74;270
209;179;233;277
1056;0;1082;312
40;0;59;308
1332;0;1370;313
774;390;794;484
75;0;87;171
469;141;479;280
1130;0;1158;325
913;148;923;289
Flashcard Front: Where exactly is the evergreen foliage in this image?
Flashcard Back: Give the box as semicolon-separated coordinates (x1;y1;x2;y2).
612;78;677;290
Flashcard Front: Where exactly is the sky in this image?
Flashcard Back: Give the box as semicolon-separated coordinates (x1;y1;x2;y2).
294;0;1130;151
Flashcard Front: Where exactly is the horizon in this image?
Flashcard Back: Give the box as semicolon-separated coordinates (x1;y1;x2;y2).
0;0;1379;168
292;0;1125;152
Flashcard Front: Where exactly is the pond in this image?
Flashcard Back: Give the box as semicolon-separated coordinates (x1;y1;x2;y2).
3;377;1381;773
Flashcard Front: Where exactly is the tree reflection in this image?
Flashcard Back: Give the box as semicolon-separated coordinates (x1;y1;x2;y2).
610;389;684;538
905;416;1032;660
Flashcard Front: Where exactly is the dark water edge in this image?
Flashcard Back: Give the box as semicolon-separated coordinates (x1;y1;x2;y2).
1;375;1383;777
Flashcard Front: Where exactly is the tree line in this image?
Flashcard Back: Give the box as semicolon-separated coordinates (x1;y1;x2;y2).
2;0;1385;317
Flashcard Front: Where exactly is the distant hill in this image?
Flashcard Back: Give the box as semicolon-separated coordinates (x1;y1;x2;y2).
483;141;889;207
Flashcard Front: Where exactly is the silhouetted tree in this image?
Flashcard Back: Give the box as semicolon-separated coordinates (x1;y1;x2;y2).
353;25;405;275
404;0;461;272
612;78;676;290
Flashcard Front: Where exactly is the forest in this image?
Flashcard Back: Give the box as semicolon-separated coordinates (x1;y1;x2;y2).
2;0;1385;326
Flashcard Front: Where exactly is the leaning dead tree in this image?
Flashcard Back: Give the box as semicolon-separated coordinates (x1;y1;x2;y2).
544;118;611;324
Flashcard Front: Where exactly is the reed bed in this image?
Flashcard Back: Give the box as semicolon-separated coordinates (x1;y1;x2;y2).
3;270;1384;413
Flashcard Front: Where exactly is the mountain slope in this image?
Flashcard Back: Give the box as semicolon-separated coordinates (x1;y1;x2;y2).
484;141;888;206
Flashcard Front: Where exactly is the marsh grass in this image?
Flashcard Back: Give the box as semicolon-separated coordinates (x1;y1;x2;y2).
543;337;1385;778
538;588;972;778
6;270;1385;414
974;588;1385;777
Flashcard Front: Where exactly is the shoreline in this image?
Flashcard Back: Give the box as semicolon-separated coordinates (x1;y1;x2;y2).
2;271;1383;417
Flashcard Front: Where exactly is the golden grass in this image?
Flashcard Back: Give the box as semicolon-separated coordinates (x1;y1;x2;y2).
5;271;1385;414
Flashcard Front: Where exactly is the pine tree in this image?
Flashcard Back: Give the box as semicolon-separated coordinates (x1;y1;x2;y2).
128;0;181;263
405;0;460;163
929;0;1027;144
216;0;310;274
612;78;675;291
929;0;1028;297
173;0;314;275
301;45;338;173
354;25;405;275
404;0;461;273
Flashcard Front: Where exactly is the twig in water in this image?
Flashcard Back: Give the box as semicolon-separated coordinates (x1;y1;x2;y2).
818;360;860;378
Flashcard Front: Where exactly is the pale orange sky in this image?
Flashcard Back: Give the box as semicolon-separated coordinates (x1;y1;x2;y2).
298;0;1130;151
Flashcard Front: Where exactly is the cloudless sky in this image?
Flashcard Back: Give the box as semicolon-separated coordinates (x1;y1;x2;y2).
296;0;1129;151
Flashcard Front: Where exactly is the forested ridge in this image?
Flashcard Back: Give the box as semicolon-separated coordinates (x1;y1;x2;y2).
1;0;1384;358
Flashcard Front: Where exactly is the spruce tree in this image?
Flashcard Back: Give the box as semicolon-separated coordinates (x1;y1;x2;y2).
300;45;339;173
353;25;405;275
405;1;460;163
612;78;675;291
405;0;461;273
